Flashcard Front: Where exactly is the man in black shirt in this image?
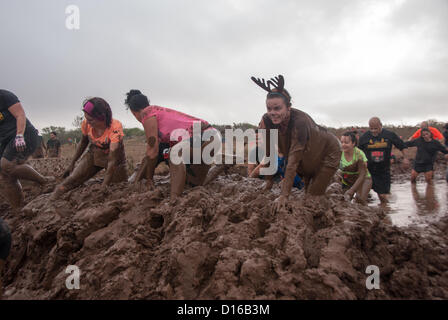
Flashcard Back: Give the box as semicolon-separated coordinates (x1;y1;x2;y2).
405;128;448;183
46;131;61;158
358;117;410;203
0;89;50;208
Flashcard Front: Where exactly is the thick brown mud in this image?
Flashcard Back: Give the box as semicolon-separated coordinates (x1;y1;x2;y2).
0;159;447;299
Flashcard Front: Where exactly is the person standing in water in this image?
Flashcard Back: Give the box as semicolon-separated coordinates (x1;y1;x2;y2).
51;98;128;199
339;131;371;204
358;117;410;203
404;128;448;184
0;89;52;208
408;121;444;144
251;75;341;213
125;89;216;202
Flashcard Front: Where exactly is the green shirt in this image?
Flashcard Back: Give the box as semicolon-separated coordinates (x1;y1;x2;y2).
340;147;371;186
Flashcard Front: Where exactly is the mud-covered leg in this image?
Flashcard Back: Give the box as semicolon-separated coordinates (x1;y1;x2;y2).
51;154;101;200
355;177;372;205
411;169;419;184
0;174;23;209
307;166;338;196
111;164;128;183
169;159;186;201
1;158;47;185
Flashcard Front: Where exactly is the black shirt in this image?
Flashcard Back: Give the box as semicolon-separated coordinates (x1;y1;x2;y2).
405;138;448;165
358;129;406;173
47;139;61;151
0;89;34;143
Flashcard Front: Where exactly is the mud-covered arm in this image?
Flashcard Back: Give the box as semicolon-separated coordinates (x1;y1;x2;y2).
347;160;367;197
257;118;275;189
436;141;448;154
103;142;120;186
280;125;308;197
71;135;89;166
63;135;88;177
280;150;303;197
142;116;159;185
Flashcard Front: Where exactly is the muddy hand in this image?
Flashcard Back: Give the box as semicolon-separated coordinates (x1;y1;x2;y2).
271;195;288;214
263;179;274;192
344;190;354;201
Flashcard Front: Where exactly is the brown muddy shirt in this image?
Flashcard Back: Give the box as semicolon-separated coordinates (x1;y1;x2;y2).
259;108;341;194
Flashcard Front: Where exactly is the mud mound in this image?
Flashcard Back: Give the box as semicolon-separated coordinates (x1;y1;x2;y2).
1;165;448;299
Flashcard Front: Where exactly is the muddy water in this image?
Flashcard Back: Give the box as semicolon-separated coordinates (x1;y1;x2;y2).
369;179;448;227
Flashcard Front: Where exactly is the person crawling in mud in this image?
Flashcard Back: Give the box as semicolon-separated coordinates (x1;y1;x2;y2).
0;89;53;208
339;131;371;205
125;89;215;202
404;128;448;184
0;218;11;299
251;75;341;213
51;98;128;199
358;117;410;203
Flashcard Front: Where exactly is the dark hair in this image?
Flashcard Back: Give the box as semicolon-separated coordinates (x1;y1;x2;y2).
444;123;448;130
125;89;150;112
267;88;292;107
50;131;57;136
83;97;112;128
342;131;357;144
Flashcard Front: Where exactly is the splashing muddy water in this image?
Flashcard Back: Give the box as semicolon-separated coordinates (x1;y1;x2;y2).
369;178;448;228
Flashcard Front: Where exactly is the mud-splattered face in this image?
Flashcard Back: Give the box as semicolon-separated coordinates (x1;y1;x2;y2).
341;136;355;153
422;130;432;142
266;97;290;125
84;112;104;128
369;121;382;137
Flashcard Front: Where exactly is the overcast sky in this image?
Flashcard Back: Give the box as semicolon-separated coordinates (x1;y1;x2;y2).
1;0;447;131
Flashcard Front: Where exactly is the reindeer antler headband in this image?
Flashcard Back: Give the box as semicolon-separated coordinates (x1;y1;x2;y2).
251;74;290;103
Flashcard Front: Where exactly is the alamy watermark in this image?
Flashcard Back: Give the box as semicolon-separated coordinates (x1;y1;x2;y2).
365;265;380;290
65;265;80;290
65;5;80;30
169;122;279;175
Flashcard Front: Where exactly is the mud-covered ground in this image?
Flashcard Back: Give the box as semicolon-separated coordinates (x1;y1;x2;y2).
0;158;447;299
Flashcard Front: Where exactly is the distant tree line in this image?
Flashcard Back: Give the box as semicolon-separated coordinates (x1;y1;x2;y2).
40;115;447;145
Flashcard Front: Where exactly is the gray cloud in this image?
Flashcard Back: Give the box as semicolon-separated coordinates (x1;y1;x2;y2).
1;0;447;131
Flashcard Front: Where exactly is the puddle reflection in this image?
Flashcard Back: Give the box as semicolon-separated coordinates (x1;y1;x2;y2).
369;179;448;227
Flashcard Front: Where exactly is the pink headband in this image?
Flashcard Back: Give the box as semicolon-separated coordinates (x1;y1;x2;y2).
83;101;105;121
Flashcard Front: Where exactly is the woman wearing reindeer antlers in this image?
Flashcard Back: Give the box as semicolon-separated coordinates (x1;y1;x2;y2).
251;75;342;213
